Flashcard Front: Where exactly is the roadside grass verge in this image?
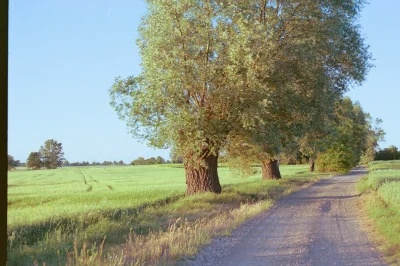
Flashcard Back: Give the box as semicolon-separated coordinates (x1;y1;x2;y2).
8;165;331;265
358;160;400;264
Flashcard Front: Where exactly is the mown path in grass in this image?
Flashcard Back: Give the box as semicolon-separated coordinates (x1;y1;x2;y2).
190;167;387;266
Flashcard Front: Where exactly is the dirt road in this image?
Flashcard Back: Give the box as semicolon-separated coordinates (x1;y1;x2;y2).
189;167;387;266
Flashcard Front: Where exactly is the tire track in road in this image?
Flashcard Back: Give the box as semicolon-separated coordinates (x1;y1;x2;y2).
189;167;387;266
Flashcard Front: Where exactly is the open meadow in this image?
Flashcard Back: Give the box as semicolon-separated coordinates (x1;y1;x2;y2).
358;160;400;264
7;164;330;265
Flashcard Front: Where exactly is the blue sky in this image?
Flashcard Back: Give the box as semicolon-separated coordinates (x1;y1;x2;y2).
8;0;399;163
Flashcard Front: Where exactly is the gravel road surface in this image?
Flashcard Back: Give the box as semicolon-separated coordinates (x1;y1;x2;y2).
188;167;387;266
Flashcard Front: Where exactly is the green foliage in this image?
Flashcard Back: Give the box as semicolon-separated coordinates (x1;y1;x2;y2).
222;0;371;170
70;161;90;166
8;154;16;167
359;118;385;164
109;0;371;176
26;152;42;170
316;144;356;173
130;156;166;165
316;98;371;172
8;155;21;170
39;139;65;169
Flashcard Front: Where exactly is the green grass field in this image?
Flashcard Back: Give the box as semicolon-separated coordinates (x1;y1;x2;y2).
358;160;400;264
8;164;329;265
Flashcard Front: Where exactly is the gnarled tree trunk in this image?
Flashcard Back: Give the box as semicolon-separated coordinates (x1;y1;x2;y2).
185;152;222;196
261;159;281;180
309;157;315;172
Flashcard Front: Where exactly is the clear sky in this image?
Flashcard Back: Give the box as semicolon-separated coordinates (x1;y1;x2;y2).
8;0;399;163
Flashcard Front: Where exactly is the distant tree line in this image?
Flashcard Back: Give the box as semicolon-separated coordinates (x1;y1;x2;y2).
131;156;169;165
375;145;400;161
63;160;125;166
62;158;175;167
63;161;90;166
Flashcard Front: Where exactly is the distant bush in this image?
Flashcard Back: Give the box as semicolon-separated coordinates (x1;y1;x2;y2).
316;144;357;173
27;152;43;170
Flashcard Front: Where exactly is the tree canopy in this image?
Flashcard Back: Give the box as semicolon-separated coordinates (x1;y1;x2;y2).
110;0;371;195
27;152;42;170
8;155;20;168
39;139;65;169
315;98;372;172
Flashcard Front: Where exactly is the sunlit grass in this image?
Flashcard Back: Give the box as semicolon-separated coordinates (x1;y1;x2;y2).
8;165;309;227
7;164;329;265
368;160;400;170
378;182;400;207
358;161;400;264
8;166;186;227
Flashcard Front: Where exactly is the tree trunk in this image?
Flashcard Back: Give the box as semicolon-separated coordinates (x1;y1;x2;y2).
261;159;281;180
309;158;315;172
184;152;222;196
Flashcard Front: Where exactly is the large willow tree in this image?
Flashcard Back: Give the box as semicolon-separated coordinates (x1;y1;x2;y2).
216;0;371;179
110;0;370;195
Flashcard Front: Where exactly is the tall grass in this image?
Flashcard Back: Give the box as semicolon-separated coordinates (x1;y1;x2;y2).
358;160;400;264
358;169;400;192
8;164;329;265
378;182;400;207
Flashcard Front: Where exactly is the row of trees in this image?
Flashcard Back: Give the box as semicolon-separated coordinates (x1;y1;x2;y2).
110;0;377;195
63;157;171;166
24;156;170;169
375;146;400;161
311;99;384;172
131;156;167;165
63;160;126;166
